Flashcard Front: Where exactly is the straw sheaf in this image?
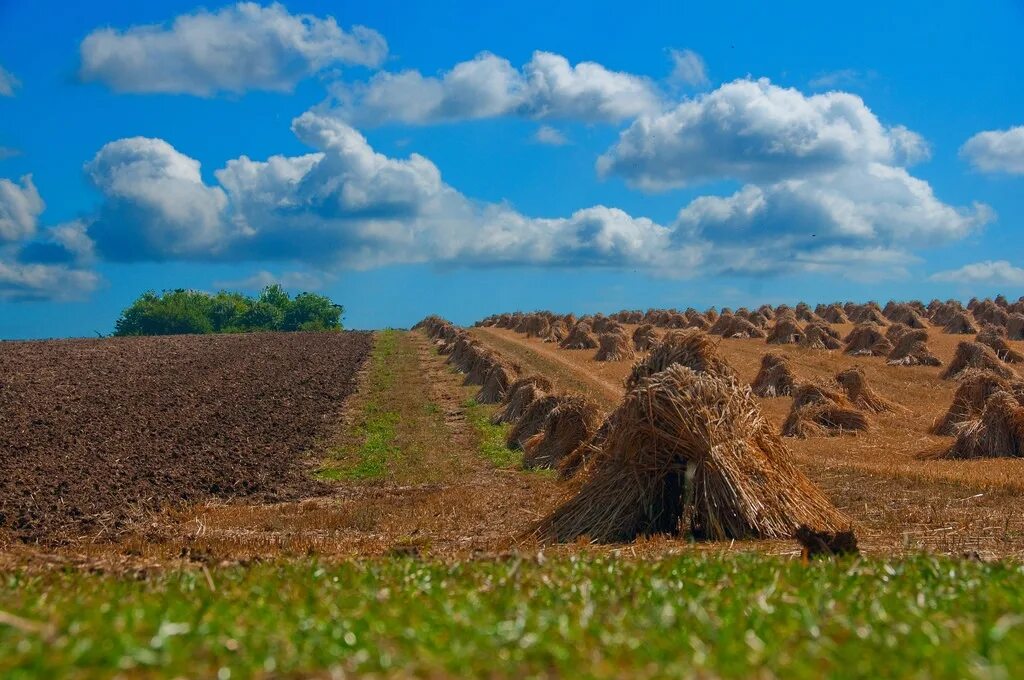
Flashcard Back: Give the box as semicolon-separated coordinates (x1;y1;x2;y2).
942;341;1017;381
534;365;851;543
751;352;797;397
522;395;603;470
626;329;736;390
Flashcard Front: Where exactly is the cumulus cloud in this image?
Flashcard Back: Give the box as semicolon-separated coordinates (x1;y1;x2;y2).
0;261;101;302
668;49;708;87
0;175;44;242
0;178;100;301
325;50;661;126
598;78;929;189
960;126;1024;174
85;137;231;259
19;220;97;265
84;112;687;271
79;2;387;95
674;164;989;248
930;260;1024;285
0;65;19;96
533;125;569;146
79;96;988;281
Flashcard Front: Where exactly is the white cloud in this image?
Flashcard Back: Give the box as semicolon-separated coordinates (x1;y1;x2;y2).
85;137;230;259
598;78;929;190
0;147;21;160
79;98;988;282
930;260;1024;285
79;2;387;96
533;125;569;146
668;49;708;87
0;65;19;96
674;164;989;248
0;178;100;301
0;175;44;242
0;261;101;302
85;112;688;271
325;50;661;126
960;125;1024;174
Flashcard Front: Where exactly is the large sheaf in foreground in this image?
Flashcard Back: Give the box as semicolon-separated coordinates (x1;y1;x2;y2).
0;332;373;544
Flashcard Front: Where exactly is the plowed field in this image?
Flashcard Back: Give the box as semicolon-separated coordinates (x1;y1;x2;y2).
0;332;373;544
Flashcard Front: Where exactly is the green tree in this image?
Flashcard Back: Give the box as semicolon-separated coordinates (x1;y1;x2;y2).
114;290;214;336
112;287;344;336
282;292;344;331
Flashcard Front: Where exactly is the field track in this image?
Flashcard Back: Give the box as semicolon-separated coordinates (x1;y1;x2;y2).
471;324;1024;558
0;332;372;544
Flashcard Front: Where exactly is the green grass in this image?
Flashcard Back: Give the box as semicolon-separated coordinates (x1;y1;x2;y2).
463;397;522;468
317;330;400;480
4;554;1024;678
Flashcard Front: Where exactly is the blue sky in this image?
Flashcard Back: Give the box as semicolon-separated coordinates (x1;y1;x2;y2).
1;0;1022;336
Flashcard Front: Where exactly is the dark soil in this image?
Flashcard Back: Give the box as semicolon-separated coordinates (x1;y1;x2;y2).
0;332;373;544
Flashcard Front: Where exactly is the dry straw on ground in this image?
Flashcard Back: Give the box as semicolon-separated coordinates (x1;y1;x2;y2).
751;352;797;397
533;365;851;543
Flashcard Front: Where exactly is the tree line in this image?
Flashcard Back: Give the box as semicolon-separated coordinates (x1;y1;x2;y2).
113;285;344;336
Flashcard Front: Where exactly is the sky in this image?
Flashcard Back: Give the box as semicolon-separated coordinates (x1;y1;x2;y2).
0;0;1023;337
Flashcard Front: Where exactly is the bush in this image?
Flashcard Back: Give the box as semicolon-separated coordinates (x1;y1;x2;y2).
114;285;344;337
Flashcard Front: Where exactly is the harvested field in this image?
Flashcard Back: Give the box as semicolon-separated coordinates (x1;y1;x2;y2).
0;332;373;544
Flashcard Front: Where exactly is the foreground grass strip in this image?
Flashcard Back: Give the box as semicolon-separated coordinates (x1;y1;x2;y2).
463;398;522;468
4;554;1024;678
318;330;401;480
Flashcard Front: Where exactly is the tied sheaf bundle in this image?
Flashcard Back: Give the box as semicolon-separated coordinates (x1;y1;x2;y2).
751;352;797;397
943;311;978;335
491;375;553;425
560;321;599;350
977;327;1024;364
595;329;636;362
801;323;842;351
887;329;942;367
632;324;658;351
843;324;894;357
942;341;1017;381
835;367;901;414
782;381;869;438
766;317;804;345
931;370;1024;436
626;329;736;389
523;395;603;470
938;392;1024;459
533;365;851;543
